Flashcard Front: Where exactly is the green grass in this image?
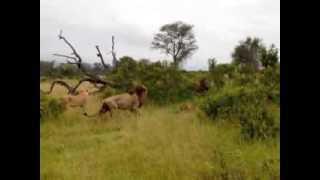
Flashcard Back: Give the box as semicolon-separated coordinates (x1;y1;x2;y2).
40;102;279;180
40;80;279;180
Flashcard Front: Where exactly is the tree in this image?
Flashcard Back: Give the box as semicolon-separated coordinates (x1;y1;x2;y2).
91;62;110;75
232;37;265;70
46;30;119;95
111;56;140;90
139;58;151;66
59;63;79;77
151;21;198;68
260;44;279;68
208;57;217;72
40;60;55;76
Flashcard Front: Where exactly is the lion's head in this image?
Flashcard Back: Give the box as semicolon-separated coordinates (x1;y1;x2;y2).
128;85;148;107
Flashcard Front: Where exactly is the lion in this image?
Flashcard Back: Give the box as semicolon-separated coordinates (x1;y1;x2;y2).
179;102;194;112
83;85;148;117
61;89;89;110
195;78;209;93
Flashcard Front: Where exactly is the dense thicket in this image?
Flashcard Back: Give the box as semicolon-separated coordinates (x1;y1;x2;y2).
201;64;280;140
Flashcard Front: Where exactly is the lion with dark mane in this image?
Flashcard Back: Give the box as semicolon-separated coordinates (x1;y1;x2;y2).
84;85;148;117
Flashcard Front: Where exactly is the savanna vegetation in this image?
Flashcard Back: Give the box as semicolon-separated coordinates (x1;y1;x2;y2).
40;21;280;180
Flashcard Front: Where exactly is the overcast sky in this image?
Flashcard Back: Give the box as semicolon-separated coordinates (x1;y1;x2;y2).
40;0;280;70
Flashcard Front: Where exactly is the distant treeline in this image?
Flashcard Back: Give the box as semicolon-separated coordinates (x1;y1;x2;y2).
40;60;111;78
40;57;186;79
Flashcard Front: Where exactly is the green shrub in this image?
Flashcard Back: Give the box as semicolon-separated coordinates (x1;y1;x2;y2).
109;57;196;104
239;103;279;140
110;56;140;91
142;65;194;104
208;64;237;89
201;86;244;121
201;83;279;140
40;92;65;121
40;76;48;82
100;86;118;98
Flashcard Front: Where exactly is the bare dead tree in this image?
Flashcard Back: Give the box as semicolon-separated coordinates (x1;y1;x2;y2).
95;45;109;69
111;36;118;67
46;30;119;95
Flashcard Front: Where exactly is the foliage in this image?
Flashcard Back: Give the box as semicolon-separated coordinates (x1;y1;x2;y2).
232;37;280;71
260;44;279;68
109;56;196;104
208;63;237;89
231;37;265;70
208;57;217;72
40;103;279;180
201;66;280;140
58;63;79;78
40;60;55;77
40;31;280;179
100;86;118;99
40;60;108;79
110;56;140;91
259;65;280;96
40;91;65;121
40;76;48;82
91;62;111;76
239;103;279;140
141;63;195;104
151;21;198;67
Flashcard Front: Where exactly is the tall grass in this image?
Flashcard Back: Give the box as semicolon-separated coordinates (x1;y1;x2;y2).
40;108;279;179
40;81;279;180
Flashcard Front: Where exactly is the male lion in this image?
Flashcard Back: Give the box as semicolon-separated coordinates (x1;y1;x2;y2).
84;85;148;117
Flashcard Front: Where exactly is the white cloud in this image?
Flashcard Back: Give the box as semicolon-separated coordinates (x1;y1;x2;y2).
40;0;280;70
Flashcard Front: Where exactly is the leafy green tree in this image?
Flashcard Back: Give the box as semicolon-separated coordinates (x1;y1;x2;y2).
58;63;79;78
208;57;217;72
232;37;265;70
151;21;198;68
40;60;55;77
209;64;236;89
260;44;279;68
111;56;140;90
139;58;151;66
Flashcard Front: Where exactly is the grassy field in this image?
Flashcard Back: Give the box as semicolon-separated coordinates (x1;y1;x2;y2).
40;81;279;180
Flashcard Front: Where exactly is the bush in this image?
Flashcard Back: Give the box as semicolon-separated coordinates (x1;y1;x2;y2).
40;76;48;82
40;92;65;121
201;86;245;121
141;64;195;104
201;84;279;140
259;66;280;104
110;56;140;91
239;103;279;140
208;64;237;89
100;86;118;98
260;44;279;68
109;57;196;104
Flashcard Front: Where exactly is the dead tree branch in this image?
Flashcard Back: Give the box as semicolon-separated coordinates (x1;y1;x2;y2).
95;45;109;68
46;80;75;95
47;30;119;95
52;53;77;61
111;36;118;66
58;30;83;68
